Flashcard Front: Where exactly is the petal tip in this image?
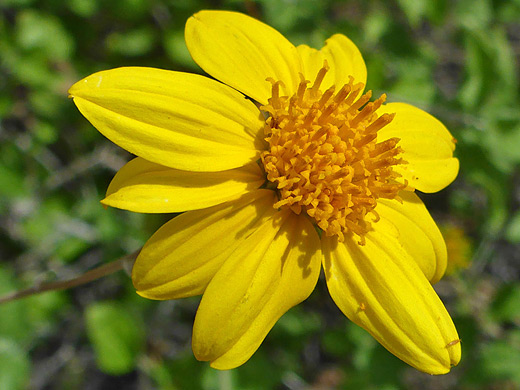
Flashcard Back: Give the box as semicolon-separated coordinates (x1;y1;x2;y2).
132;277;160;300
134;288;150;299
67;77;91;97
420;338;461;375
99;198;109;210
447;338;462;367
67;81;79;97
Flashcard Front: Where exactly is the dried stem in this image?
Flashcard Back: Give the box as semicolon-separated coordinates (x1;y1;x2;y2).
0;251;139;305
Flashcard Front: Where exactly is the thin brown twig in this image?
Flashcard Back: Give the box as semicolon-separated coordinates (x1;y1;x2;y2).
0;251;139;305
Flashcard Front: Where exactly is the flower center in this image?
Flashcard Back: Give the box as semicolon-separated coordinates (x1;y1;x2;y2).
260;64;408;244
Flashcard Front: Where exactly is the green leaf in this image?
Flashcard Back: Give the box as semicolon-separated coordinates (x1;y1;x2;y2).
480;334;520;383
15;10;74;60
396;0;428;27
33;121;59;145
85;301;145;375
0;338;30;390
498;1;520;23
21;197;98;261
67;0;99;17
11;53;56;89
30;91;64;119
458;34;486;109
388;59;436;106
424;0;448;24
489;283;520;323
202;369;237;390
367;344;403;386
346;322;377;371
166;352;206;390
235;350;283;390
458;27;518;109
110;0;150;21
146;359;177;390
0;95;13;118
454;0;492;31
0;0;35;6
26;291;68;331
0;268;32;343
163;29;197;69
0;163;28;199
505;211;520;244
482;121;520;174
106;27;156;57
275;306;320;337
363;8;391;46
322;327;351;357
256;0;327;32
458;131;510;236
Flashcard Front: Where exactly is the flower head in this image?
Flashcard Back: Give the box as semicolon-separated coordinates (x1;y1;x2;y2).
69;10;461;374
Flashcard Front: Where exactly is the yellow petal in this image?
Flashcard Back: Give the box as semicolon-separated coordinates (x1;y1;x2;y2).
322;233;461;375
376;191;447;284
102;157;264;213
192;211;321;369
185;10;302;105
69;67;264;172
132;190;277;299
297;34;367;90
378;102;459;193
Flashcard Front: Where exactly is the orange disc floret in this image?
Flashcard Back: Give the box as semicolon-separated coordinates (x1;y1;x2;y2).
260;64;409;244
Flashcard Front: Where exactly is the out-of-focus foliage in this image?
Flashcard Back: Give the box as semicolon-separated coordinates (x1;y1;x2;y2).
0;0;519;389
85;301;146;375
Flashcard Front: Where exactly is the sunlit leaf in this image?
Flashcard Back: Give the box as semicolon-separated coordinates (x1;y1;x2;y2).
15;10;74;60
163;29;198;69
454;0;492;31
396;0;428;27
480;334;520;383
0;268;32;343
489;283;520;324
106;27;156;57
0;339;30;390
67;0;99;17
85;301;145;375
505;211;520;244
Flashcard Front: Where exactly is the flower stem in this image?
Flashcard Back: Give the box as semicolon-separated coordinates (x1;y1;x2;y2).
218;370;233;390
0;251;139;305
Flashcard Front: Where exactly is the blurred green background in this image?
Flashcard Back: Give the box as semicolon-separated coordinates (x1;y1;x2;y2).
1;0;520;389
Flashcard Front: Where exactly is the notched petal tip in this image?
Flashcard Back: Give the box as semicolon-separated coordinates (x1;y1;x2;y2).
424;342;461;375
446;337;462;370
322;233;461;376
192;211;321;369
422;338;461;375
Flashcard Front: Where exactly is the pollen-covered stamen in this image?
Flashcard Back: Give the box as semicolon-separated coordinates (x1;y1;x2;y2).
260;64;409;244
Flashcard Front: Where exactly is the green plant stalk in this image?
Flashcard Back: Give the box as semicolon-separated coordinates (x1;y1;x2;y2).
0;251;139;305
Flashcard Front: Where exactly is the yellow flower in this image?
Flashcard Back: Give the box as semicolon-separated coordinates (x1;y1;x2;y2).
69;10;461;374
